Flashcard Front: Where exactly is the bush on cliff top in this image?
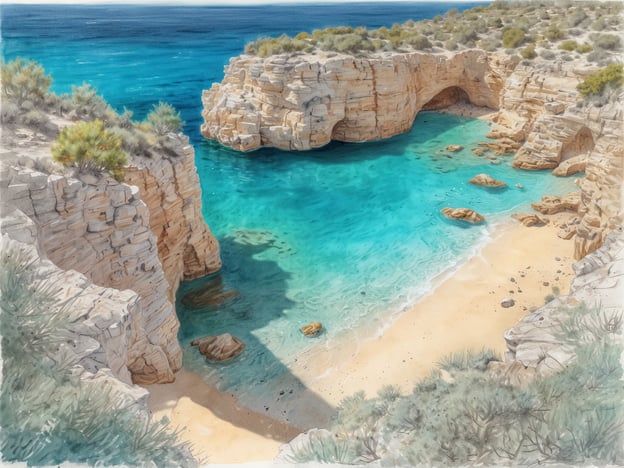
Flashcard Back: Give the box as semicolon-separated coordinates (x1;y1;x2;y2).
0;241;197;467
51;119;128;181
241;1;622;64
1;57;52;108
577;63;624;98
286;304;624;465
147;101;184;136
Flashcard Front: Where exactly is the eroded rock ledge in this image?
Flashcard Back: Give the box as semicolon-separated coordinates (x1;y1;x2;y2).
0;134;221;385
201;50;511;151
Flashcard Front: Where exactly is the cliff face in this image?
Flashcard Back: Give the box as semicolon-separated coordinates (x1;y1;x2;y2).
0;136;221;385
488;62;623;259
201;50;513;151
202;51;622;257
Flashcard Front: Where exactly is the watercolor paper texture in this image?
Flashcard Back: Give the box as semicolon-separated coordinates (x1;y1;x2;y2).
1;1;622;466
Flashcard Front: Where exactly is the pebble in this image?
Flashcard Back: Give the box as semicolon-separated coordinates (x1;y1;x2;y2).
543;281;550;286
555;257;561;261
501;297;515;308
510;277;516;283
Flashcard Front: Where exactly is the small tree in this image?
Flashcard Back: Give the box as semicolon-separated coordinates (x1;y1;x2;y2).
147;102;184;136
51;119;127;181
1;58;52;108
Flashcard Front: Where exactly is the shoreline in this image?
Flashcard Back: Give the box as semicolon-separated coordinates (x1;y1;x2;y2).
144;211;576;464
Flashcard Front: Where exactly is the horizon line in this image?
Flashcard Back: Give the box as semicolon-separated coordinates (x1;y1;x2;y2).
3;0;492;5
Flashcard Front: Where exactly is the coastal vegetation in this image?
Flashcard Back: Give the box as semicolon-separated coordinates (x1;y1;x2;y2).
0;242;197;467
577;63;624;97
51;119;128;181
1;58;187;180
244;1;622;66
285;304;624;465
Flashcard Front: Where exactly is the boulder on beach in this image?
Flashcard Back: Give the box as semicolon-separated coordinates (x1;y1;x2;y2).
469;173;506;188
440;207;484;224
531;192;580;215
512;213;550;227
300;321;323;337
191;333;245;362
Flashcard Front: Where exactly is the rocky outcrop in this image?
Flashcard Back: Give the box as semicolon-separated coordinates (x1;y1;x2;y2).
469;173;506;188
489;61;622;258
124;134;221;299
191;333;245;362
531;192;580;215
440;207;484;224
511;213;549;227
0;136;220;385
202;50;513;151
504;228;624;374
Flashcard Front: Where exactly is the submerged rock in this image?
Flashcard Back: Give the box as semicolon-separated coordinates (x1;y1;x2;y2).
469;173;506;188
445;144;464;152
191;333;245;362
300;321;323;337
182;275;239;309
440;207;484;224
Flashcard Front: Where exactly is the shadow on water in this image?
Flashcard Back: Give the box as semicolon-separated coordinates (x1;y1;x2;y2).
175;234;336;431
197;110;483;169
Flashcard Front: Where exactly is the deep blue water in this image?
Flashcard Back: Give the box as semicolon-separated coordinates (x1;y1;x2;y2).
2;3;577;423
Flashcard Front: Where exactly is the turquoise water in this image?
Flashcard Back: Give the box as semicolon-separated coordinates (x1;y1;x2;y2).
179;113;576;414
2;4;577;420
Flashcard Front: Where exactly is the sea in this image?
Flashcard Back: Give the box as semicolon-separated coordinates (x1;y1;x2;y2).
1;2;578;423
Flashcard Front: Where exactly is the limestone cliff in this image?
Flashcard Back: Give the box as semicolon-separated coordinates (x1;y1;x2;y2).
201;50;512;151
202;51;622;258
0;134;221;384
488;62;623;259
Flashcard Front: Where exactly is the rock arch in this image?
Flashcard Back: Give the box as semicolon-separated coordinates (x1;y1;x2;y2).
422;86;473;111
560;125;594;162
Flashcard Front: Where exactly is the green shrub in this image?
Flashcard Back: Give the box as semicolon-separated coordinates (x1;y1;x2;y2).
576;43;593;53
559;40;578;51
586;49;609;64
479;38;501;52
69;83;113;120
544;25;566;41
567;9;587;27
591;33;621;51
405;35;432;50
577;64;624;98
521;44;537;59
0;241;196;467
147;102;184;136
1;58;52;108
502;28;526;48
51;119;127;181
540;49;557;60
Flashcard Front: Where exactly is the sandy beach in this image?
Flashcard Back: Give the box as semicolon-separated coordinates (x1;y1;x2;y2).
144;211;576;464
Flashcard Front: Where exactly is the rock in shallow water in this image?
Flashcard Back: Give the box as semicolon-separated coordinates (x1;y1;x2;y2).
469;173;506;188
300;321;323;337
191;333;245;362
440;207;485;224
